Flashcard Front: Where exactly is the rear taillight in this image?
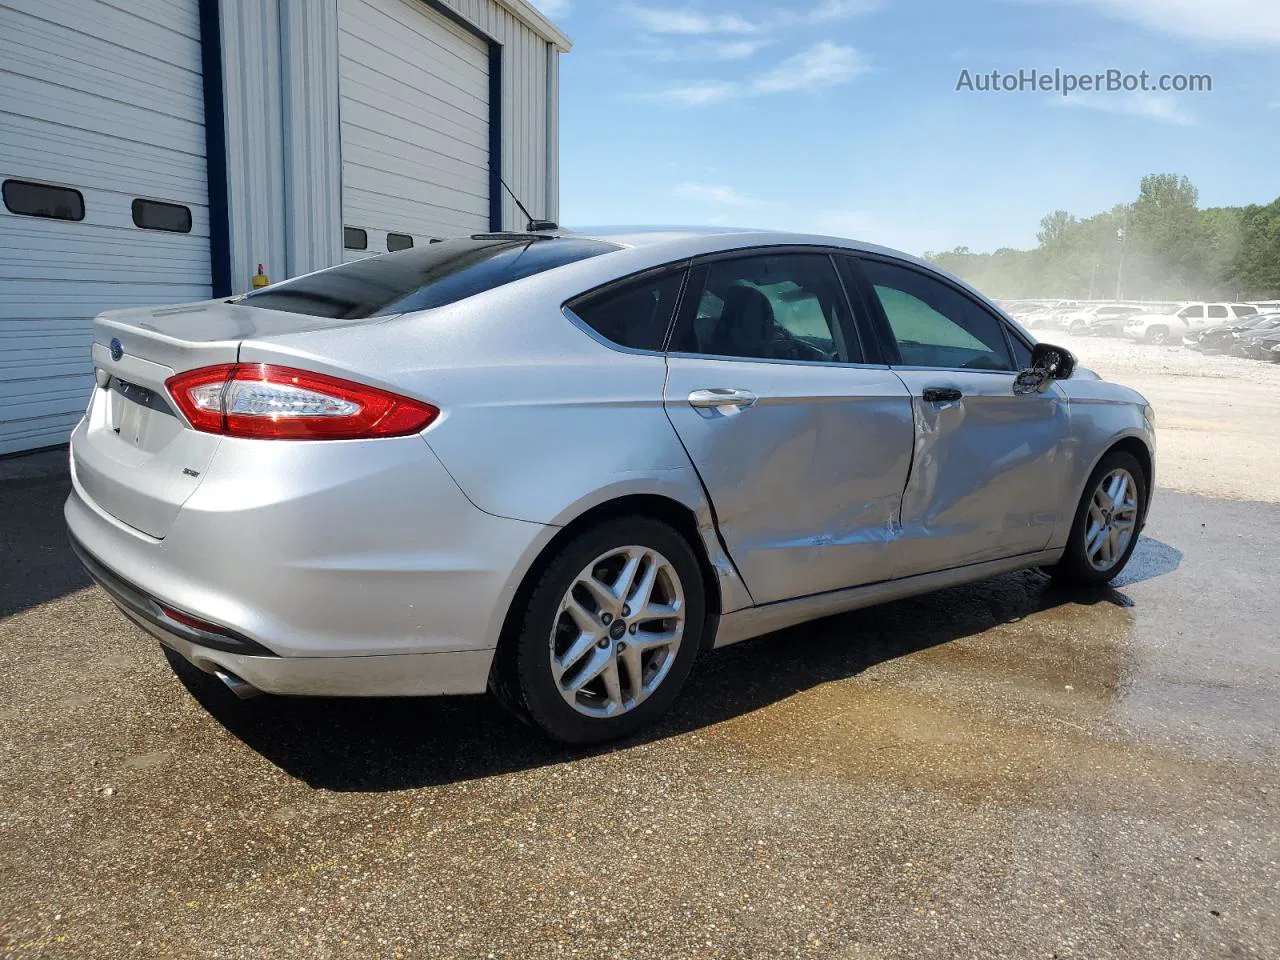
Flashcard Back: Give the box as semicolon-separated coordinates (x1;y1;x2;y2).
165;364;438;440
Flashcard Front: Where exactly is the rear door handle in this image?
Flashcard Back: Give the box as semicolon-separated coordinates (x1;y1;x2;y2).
922;386;963;403
688;388;757;412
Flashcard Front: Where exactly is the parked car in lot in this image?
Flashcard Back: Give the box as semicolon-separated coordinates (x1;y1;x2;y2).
1124;302;1260;343
1186;313;1280;353
1007;303;1053;326
1035;302;1087;331
66;229;1156;743
1251;330;1280;362
1230;318;1280;358
1066;304;1149;336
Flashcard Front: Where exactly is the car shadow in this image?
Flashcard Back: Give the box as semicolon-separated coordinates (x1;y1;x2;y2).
168;535;1177;793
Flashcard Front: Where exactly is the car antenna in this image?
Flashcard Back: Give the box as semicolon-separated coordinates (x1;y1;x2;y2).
498;176;558;233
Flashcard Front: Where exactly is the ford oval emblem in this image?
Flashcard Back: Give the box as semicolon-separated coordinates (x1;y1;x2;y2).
110;337;123;362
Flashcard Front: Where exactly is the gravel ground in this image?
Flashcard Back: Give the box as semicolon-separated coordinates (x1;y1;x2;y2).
1;343;1278;959
1051;333;1280;502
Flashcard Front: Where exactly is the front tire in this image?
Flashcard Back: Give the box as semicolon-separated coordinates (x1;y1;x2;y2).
1144;326;1171;345
492;517;705;745
1048;451;1147;587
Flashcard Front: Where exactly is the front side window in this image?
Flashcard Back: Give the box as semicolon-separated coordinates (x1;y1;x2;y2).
1207;304;1229;319
567;269;684;351
1008;333;1034;370
241;236;619;319
387;232;413;252
860;259;1013;371
1180;305;1205;319
670;253;858;363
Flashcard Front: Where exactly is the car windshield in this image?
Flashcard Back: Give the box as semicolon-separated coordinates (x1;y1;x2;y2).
239;236;620;319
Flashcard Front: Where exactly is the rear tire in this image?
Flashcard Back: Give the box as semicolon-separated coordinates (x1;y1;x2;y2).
1048;450;1148;587
491;517;705;745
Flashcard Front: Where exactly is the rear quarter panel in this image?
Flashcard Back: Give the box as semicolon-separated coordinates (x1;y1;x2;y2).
235;261;755;614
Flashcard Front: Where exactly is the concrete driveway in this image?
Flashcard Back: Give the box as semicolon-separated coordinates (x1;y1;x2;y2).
1;435;1278;957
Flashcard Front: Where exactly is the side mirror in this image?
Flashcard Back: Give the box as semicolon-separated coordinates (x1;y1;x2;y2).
1014;342;1076;395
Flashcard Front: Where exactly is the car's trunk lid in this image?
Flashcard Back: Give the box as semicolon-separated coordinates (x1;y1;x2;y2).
73;299;372;539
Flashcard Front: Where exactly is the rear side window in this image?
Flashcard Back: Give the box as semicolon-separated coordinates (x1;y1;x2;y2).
132;198;192;233
241;236;619;319
1231;304;1257;317
3;179;84;221
670;253;860;363
567;270;685;351
1207;305;1229;319
387;232;413;252
860;259;1012;371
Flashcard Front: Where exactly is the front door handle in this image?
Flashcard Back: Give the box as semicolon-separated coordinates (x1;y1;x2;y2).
688;388;757;413
922;386;963;403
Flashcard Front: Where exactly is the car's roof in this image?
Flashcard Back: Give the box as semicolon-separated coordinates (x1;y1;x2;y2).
562;225;911;260
544;225;1029;331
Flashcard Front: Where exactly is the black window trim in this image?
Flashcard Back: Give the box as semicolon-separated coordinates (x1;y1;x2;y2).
844;252;1024;376
663;244;888;369
2;178;86;222
561;260;692;357
131;196;193;233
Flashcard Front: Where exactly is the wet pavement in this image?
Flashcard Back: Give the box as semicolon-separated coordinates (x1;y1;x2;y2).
1;452;1277;958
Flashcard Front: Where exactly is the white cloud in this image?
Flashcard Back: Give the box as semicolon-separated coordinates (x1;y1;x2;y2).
625;1;879;35
644;41;869;104
650;82;741;105
702;38;772;60
1037;0;1280;46
804;0;882;23
530;0;571;18
675;182;762;207
752;41;869;93
625;5;760;35
1058;91;1195;125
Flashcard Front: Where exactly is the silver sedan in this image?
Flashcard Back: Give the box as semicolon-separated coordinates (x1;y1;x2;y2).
66;229;1156;743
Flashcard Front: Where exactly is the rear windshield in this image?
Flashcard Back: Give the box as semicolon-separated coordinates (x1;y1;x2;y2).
240;236;619;319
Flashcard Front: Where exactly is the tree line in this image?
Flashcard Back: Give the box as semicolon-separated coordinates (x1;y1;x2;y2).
925;174;1280;302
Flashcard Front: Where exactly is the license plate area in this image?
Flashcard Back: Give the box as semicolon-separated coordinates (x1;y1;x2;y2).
107;377;177;449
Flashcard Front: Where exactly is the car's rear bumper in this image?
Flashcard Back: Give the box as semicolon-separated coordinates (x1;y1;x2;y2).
70;530;494;696
65;432;557;696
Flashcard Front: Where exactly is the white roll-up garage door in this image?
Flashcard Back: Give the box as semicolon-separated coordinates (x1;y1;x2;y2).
0;0;211;455
338;0;491;261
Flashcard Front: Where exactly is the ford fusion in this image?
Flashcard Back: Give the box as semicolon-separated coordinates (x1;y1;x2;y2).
66;229;1156;743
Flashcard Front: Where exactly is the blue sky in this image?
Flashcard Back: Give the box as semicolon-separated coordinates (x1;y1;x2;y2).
529;0;1280;254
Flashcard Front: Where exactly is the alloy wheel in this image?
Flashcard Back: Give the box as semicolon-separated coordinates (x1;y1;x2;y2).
1085;468;1139;572
549;545;686;718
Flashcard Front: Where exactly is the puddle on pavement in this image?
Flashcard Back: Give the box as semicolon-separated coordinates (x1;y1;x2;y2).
695;575;1272;811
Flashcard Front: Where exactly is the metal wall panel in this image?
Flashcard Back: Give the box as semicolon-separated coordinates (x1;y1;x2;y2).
437;0;560;229
339;0;492;254
0;0;210;454
281;0;344;278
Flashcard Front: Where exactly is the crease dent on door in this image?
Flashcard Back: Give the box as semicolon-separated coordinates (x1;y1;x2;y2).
894;375;1070;574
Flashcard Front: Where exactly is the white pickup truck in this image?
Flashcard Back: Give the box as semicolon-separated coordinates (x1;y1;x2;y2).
1123;302;1260;344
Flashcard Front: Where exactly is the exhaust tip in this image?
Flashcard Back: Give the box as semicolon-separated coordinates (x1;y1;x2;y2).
214;669;263;700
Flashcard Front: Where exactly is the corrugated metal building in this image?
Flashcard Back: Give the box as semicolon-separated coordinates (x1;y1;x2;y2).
0;0;568;454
